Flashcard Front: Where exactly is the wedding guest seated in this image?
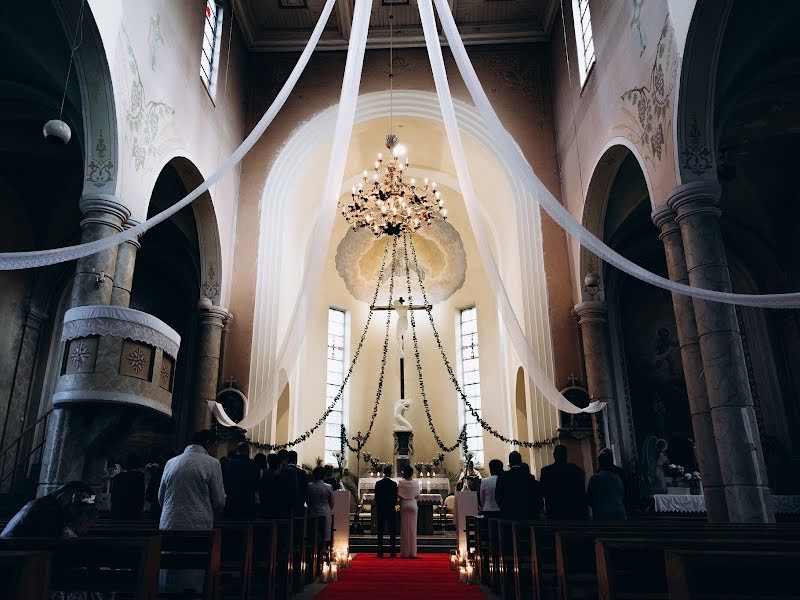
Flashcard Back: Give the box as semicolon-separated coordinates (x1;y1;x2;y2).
540;445;587;520
222;442;260;519
110;453;145;520
323;464;341;490
478;459;503;518
2;481;94;538
587;450;626;521
307;467;335;542
495;451;543;520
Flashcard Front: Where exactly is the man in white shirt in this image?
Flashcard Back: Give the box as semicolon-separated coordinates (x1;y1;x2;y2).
478;459;504;518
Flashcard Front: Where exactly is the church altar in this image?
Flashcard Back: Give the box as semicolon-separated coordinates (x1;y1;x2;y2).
361;493;443;535
358;477;451;496
654;494;800;514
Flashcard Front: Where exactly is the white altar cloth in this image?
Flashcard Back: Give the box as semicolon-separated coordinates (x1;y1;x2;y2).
361;493;443;506
358;477;450;496
655;494;800;514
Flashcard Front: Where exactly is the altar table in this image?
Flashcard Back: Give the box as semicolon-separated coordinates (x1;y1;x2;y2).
654;493;800;514
361;493;443;535
358;477;450;495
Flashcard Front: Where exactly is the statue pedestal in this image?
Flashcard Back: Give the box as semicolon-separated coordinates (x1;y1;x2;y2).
394;430;413;476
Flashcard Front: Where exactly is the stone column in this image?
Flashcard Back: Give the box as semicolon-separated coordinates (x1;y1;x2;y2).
574;301;613;454
111;219;141;308
69;195;130;307
667;182;773;522
652;205;727;521
194;298;230;432
40;194;129;495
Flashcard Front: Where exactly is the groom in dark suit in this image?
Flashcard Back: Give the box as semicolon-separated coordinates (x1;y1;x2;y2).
375;466;398;558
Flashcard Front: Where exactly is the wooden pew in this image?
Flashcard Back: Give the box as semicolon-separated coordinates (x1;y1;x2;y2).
159;529;221;600
595;537;800;600
250;519;289;600
217;521;253;600
0;536;160;600
0;550;52;600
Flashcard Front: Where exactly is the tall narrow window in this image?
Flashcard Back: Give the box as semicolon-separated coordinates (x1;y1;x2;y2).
571;0;596;86
458;307;484;467
201;0;223;95
325;308;348;465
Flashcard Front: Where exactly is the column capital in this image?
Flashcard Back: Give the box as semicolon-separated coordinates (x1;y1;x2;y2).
78;193;130;231
667;181;722;224
651;204;680;239
573;300;608;324
198;298;231;327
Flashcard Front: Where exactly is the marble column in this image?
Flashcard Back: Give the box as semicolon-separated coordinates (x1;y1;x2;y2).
69;195;130;308
194;298;230;432
667;182;773;523
574;301;613;454
40;194;129;495
111;219;141;308
652;205;727;521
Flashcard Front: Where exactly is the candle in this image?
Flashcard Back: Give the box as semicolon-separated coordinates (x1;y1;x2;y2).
450;550;457;571
322;563;330;583
466;562;474;583
459;567;467;584
330;563;338;582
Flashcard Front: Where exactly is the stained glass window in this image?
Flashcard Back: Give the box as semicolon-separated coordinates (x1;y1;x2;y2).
201;0;223;95
458;307;484;467
571;0;596;86
325;308;348;465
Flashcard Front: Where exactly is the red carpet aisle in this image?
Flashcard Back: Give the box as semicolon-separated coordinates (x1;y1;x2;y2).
315;554;486;599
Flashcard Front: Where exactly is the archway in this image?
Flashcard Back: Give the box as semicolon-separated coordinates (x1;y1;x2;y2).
583;145;693;477
676;0;800;491
250;91;556;465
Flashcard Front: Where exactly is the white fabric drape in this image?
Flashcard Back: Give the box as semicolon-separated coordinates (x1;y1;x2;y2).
0;0;337;271
237;0;373;431
430;0;800;310
418;0;602;415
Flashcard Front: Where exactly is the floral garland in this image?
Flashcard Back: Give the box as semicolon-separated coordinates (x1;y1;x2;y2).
340;237;398;458
247;239;392;452
404;232;559;450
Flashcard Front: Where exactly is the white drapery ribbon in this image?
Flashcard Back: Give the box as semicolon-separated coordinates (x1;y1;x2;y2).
418;0;603;415
0;0;337;271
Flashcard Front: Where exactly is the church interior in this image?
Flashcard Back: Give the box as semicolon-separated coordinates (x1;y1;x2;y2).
0;0;798;597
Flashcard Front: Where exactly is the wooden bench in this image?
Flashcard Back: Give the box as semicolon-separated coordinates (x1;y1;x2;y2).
596;537;800;600
0;536;160;600
0;550;52;600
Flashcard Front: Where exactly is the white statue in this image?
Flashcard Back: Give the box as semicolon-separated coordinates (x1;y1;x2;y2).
393;297;409;358
393;398;413;431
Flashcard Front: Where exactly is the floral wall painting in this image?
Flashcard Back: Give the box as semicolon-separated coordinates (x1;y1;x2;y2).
615;17;678;169
148;14;164;71
86;130;115;188
121;28;175;173
631;0;646;57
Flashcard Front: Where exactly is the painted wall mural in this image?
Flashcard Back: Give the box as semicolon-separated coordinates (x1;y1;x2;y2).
630;0;647;58
121;27;176;172
615;17;678;168
148;14;164;71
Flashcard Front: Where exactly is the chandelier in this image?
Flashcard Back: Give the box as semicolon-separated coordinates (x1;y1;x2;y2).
338;13;447;238
341;135;447;237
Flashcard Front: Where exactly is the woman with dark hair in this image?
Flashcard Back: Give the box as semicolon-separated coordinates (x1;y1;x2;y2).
323;464;341;490
397;465;420;558
307;466;335;542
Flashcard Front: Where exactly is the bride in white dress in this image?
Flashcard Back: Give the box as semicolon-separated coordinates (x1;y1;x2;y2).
397;465;421;558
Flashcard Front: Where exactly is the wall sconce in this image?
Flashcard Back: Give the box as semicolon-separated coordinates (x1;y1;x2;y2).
584;271;601;297
94;271;106;288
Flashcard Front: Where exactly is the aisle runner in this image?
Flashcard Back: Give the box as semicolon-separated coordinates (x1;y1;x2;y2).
316;554;485;599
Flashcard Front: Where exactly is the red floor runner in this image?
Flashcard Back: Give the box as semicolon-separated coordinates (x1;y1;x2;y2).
316;553;485;599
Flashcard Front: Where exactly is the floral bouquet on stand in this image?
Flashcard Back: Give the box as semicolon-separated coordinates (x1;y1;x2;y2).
362;452;373;475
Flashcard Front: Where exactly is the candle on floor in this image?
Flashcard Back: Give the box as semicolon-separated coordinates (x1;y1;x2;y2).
450;550;457;571
322;563;330;583
330;563;338;582
466;562;474;583
459;566;467;584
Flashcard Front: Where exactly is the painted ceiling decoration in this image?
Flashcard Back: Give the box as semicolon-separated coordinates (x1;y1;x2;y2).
335;219;467;304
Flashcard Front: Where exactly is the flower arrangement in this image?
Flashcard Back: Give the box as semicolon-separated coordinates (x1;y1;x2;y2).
665;463;686;478
414;462;425;476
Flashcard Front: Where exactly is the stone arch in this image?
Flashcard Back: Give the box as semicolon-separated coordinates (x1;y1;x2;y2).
146;155;223;306
53;0;120;198
580;140;655;301
250;90;557;442
674;0;734;184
